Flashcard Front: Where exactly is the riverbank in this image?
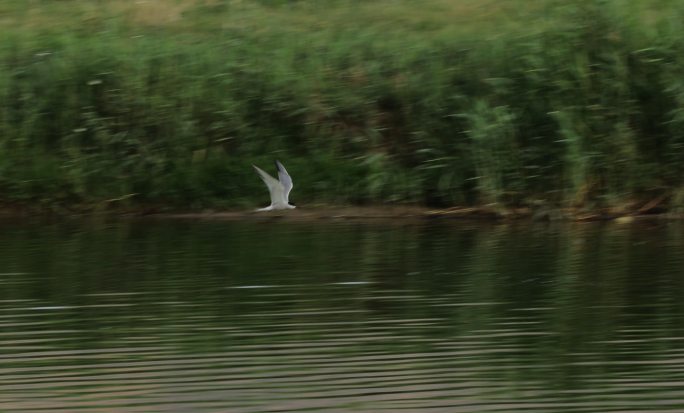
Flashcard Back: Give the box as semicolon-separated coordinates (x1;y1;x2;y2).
122;199;675;222
0;201;676;223
1;0;683;212
155;207;677;222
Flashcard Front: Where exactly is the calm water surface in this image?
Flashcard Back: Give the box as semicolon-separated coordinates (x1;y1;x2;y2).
1;219;684;412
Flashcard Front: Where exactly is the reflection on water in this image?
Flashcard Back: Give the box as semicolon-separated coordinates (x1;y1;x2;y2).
1;219;684;412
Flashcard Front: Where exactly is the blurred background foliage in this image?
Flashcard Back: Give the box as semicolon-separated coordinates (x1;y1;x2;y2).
1;0;684;212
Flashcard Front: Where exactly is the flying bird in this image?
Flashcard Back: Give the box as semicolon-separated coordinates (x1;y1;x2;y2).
252;160;296;211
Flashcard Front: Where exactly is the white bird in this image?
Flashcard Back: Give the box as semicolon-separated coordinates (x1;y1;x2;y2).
252;160;296;211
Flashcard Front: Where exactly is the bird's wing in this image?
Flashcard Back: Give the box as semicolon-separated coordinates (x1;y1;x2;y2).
253;165;285;205
274;160;293;202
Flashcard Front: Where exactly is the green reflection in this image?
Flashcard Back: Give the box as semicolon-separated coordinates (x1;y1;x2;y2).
0;220;683;412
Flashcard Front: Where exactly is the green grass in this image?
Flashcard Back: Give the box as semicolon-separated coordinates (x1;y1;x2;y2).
1;0;684;212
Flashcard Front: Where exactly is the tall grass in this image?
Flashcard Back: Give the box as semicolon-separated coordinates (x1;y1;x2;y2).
1;0;683;212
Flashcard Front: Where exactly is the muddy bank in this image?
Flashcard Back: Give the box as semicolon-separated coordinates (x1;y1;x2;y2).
0;203;676;223
153;206;677;223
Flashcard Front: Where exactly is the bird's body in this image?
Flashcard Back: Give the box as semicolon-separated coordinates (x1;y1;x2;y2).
252;160;296;211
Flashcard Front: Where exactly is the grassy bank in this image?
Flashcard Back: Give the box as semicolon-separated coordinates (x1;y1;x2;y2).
1;0;684;213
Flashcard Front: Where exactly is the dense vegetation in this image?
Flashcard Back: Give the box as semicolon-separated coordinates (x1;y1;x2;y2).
1;0;684;213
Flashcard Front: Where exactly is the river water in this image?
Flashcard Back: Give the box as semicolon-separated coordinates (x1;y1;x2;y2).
1;219;684;412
